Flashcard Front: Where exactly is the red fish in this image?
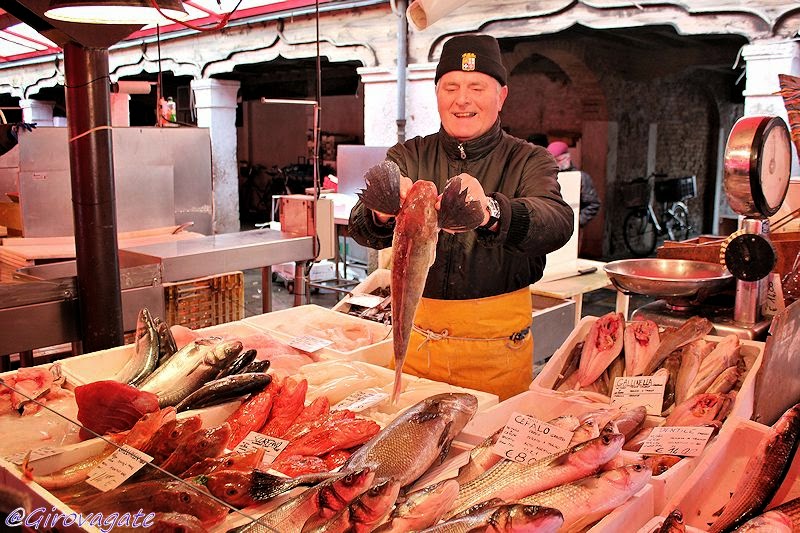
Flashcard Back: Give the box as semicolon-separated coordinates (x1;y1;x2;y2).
323;449;352;471
260;377;308;438
226;385;276;448
357;161;485;403
74;380;160;440
576;312;625;387
142;415;203;465
271;455;330;477
283;409;356;441
623;319;660;376
203;468;263;507
157;423;232;475
180;448;265;478
280;416;380;457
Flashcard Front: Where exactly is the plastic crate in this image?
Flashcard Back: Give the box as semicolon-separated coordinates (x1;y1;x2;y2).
164;271;245;330
622;179;651;208
654;175;696;203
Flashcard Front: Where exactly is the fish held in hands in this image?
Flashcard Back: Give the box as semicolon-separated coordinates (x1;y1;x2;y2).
357;161;485;404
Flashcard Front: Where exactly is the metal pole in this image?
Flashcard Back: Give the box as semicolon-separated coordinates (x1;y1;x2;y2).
63;42;124;352
733;217;763;326
396;0;408;143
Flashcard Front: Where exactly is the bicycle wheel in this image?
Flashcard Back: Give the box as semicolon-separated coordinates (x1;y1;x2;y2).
623;208;657;257
665;202;691;242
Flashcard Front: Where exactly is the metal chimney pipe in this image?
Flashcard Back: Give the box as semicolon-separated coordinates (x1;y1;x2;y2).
63;42;124;352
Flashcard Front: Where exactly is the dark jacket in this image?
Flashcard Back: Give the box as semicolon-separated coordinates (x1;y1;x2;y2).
572;168;601;227
348;121;574;300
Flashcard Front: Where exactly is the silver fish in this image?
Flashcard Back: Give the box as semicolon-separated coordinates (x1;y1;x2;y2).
644;316;713;375
114;307;160;386
421;504;564;533
708;403;800;532
447;432;625;518
684;335;740;399
139;337;243;407
519;463;652;532
344;393;478;488
455;427;505;486
675;339;714;405
736;497;800;532
303;478;402;533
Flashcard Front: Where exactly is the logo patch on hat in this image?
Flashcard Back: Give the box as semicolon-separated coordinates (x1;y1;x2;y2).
461;52;476;72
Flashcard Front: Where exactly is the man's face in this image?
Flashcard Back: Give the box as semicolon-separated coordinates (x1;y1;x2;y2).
436;71;508;142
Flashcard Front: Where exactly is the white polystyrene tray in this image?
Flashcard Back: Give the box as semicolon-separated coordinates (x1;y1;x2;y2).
531;315;765;421
637;516;705;533
244;304;392;366
662;415;800;528
331;268;391;313
589;483;655;533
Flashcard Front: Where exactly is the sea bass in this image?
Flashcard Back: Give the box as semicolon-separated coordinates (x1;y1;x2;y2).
357;161;485;404
708;403;800;532
421;504;564;533
344;393;478;488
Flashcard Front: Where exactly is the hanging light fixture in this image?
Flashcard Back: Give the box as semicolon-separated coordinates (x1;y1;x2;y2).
45;0;189;25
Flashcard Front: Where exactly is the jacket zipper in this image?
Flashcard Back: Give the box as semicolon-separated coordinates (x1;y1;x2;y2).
458;143;466;159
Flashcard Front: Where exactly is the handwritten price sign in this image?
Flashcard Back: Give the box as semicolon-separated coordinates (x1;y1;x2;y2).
86;445;153;491
492;412;574;464
233;432;290;465
610;375;668;415
639;426;714;456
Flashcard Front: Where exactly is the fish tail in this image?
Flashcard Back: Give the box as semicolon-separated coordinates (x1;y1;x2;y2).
391;368;402;405
250;470;334;501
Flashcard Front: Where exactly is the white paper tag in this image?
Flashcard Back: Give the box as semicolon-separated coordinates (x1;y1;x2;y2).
610;375;668;415
86;445;153;492
333;390;389;413
492;412;574;464
762;273;786;318
288;334;333;353
233;432;290;466
347;294;384;308
3;446;62;466
638;426;715;456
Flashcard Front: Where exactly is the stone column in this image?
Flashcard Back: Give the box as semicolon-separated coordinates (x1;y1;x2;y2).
742;40;800;175
19;99;55;126
191;78;240;234
110;93;130;127
359;63;439;146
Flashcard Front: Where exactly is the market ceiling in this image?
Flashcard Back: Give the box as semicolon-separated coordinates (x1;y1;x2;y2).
0;0;346;64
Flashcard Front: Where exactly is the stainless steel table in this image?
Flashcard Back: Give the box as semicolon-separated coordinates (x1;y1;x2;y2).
123;229;315;313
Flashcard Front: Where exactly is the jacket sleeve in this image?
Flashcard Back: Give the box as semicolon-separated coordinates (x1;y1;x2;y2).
477;146;574;257
579;171;602;227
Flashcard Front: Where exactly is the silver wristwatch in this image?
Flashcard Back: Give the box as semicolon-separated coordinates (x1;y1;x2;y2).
480;196;500;229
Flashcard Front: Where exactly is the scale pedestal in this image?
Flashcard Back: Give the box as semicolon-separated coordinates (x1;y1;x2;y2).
631;296;771;341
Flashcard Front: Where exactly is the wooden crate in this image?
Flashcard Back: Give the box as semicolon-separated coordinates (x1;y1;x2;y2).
164;271;244;329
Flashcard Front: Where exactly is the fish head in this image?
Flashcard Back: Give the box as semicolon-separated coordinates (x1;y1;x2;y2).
602;463;652;491
571;432;625;470
206;341;244;367
399;180;439;229
185;423;232;458
319;467;376;513
203;469;256;507
162;481;229;526
662;509;685;530
355;478;402;518
491;504;564;532
427;393;479;429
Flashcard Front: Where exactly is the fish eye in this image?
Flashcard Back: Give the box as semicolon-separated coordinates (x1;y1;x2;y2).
226;486;238;497
180;492;191;503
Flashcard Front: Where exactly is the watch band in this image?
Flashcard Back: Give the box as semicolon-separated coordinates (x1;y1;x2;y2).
479;197;500;229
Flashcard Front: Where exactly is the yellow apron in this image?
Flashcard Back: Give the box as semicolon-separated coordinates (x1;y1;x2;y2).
399;287;533;401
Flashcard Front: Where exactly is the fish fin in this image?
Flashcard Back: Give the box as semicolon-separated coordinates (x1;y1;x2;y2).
711;501;728;517
436;422;454;463
438;176;485;231
357;161;402;216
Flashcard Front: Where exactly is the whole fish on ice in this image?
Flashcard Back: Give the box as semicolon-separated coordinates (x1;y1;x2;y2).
357;161;485;404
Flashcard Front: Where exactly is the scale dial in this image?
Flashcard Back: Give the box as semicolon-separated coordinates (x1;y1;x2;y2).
724;115;792;217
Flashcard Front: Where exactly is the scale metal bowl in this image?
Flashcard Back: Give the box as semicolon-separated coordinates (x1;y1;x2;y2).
604;259;734;310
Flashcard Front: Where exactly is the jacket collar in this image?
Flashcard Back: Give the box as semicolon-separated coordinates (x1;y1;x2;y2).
440;119;503;161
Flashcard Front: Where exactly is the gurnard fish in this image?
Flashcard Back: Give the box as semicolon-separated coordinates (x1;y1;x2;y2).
233;468;375;532
708;403;800;533
575;312;625;388
156;423;232;475
113;512;206;533
447;432;624;518
113;307;160;386
139;338;243;407
303;478;401;532
736;497;800;532
181;448;265;478
624;319;660;377
519;463;651;532
357;161;485;404
655;509;686;532
420;504;564;533
373;479;460;532
143;414;203;465
226;379;280;448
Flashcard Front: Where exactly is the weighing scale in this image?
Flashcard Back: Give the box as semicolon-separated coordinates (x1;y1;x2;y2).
607;115;793;340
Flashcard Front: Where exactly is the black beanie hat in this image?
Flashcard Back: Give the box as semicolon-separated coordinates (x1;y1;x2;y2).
435;34;507;87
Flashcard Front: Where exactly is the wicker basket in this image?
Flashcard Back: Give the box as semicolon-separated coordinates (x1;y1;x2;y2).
164;271;245;329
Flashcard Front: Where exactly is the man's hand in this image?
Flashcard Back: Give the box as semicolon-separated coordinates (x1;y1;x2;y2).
373;175;413;224
436;173;491;232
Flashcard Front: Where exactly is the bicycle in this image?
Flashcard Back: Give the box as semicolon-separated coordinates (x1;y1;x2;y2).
622;174;695;257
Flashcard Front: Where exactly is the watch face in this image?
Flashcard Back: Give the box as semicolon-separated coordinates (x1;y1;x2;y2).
758;122;792;214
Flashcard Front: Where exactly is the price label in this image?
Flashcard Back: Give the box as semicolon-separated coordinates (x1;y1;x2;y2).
288;334;333;353
233;432;289;466
3;446;62;466
762;272;786;318
347;294;385;308
610;375;668;415
638;426;714;457
86;445;153;492
333;390;388;413
492;412;574;464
